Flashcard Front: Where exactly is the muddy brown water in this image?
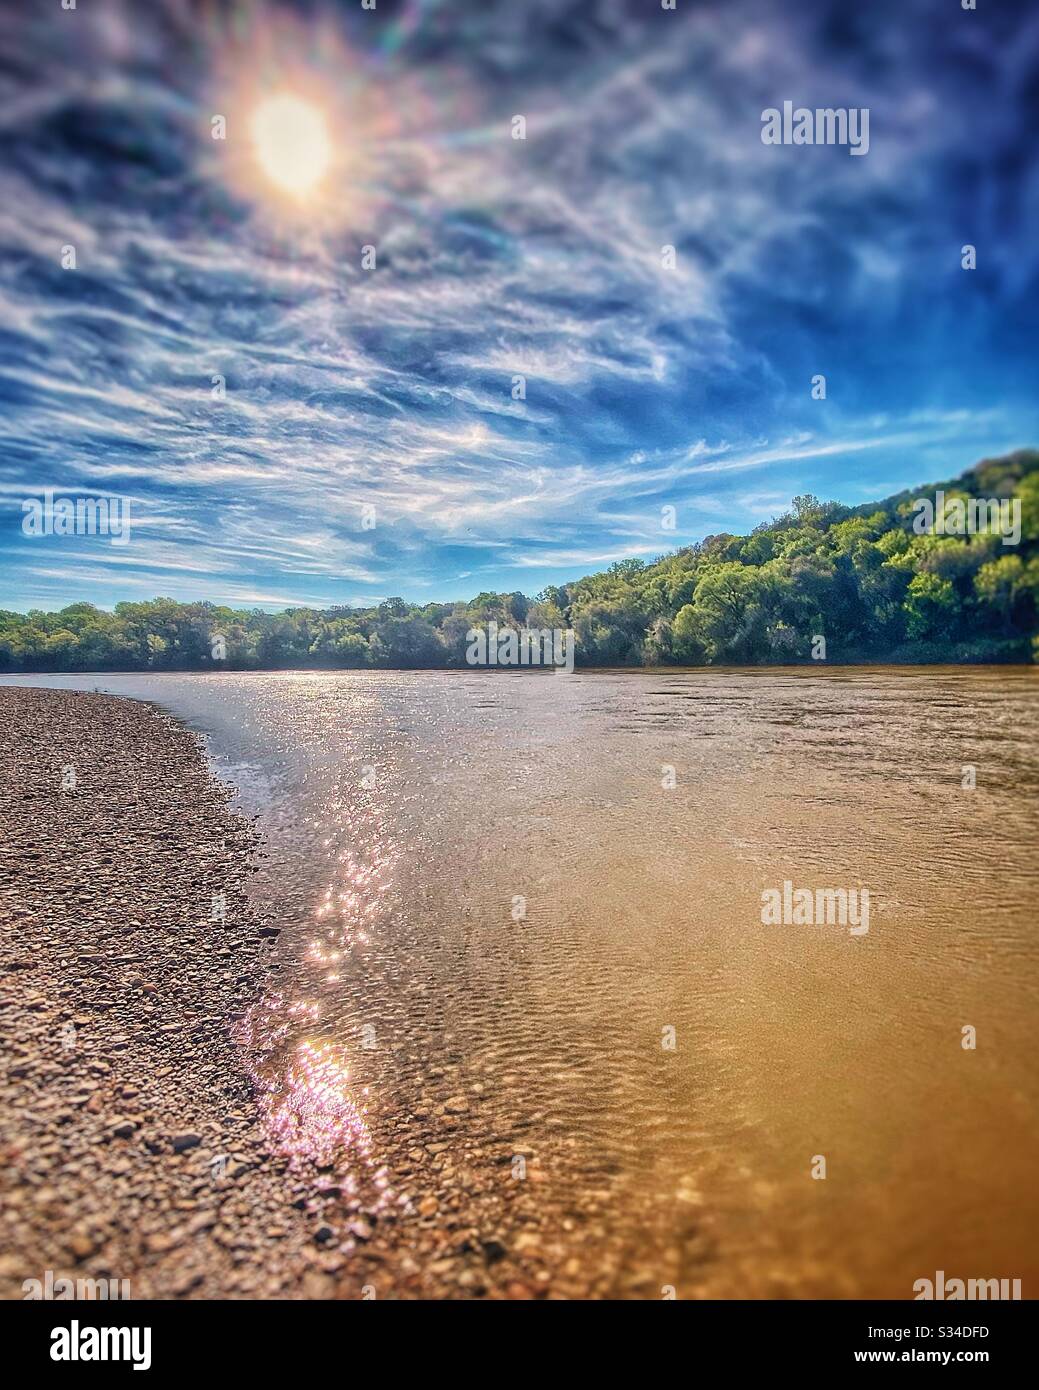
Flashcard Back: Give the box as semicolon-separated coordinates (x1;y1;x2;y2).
5;667;1037;1298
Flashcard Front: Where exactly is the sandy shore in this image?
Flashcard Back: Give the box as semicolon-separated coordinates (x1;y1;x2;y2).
0;687;596;1302
0;687;327;1298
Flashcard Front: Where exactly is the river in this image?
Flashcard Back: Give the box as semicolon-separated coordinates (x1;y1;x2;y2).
5;666;1037;1298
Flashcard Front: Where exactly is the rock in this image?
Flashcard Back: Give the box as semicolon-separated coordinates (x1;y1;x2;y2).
170;1133;201;1153
145;1230;182;1254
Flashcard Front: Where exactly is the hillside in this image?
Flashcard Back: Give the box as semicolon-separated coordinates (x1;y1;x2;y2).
2;449;1038;672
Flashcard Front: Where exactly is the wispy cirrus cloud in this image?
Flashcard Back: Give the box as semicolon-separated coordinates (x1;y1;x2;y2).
0;0;1036;611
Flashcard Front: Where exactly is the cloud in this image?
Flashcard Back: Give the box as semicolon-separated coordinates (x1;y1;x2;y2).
0;0;1036;609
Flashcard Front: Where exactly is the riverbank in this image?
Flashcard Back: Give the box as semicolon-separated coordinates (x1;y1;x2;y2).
4;675;1036;1300
0;687;324;1299
0;685;618;1302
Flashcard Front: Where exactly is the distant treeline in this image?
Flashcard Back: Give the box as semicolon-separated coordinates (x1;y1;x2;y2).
3;451;1038;672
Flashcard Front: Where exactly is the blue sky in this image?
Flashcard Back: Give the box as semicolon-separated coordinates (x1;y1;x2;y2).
0;0;1037;613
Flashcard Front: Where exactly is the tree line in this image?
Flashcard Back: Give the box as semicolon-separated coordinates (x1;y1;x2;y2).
2;450;1037;673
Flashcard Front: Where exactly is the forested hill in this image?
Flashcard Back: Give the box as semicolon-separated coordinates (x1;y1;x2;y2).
3;450;1038;672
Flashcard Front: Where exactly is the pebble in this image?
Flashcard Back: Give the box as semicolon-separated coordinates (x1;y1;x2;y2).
0;688;609;1303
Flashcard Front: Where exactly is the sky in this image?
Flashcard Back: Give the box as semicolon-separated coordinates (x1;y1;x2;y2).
0;0;1037;613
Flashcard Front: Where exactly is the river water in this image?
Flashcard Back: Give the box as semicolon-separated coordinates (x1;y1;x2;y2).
5;666;1038;1298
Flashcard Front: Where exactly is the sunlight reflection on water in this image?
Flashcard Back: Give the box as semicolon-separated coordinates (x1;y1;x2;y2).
6;666;1039;1297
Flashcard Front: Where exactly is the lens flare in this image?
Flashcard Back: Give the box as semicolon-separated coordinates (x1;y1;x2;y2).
208;7;471;231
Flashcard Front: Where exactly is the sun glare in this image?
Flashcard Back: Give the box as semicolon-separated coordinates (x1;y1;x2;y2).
213;11;435;227
249;93;331;198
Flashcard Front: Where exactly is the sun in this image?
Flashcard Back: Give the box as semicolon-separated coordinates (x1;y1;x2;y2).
249;93;332;199
211;9;418;227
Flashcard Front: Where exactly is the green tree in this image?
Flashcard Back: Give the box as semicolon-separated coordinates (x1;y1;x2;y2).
974;556;1026;632
904;572;957;639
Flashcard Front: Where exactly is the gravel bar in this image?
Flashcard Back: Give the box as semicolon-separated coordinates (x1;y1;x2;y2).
0;687;323;1299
